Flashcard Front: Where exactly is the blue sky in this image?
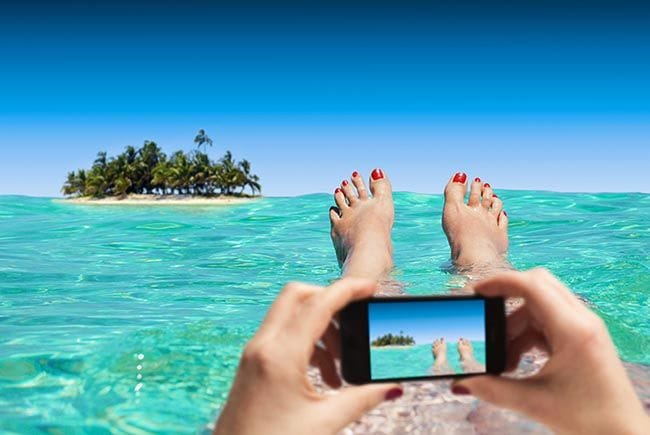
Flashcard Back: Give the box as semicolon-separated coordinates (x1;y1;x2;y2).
1;1;649;196
369;299;485;344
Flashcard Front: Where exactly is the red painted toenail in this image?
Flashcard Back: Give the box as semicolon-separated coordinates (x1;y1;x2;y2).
342;180;349;187
352;171;359;178
371;168;385;180
484;183;491;188
335;188;342;194
474;177;481;183
503;211;508;216
453;172;467;183
493;193;498;198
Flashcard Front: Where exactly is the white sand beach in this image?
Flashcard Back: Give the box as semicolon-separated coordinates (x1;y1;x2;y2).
57;194;260;206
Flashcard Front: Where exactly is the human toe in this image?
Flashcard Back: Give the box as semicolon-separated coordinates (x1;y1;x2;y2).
334;187;348;210
340;179;358;205
444;172;468;205
329;206;341;224
498;210;508;229
490;195;503;216
468;176;482;207
481;183;493;208
369;168;392;198
351;171;369;199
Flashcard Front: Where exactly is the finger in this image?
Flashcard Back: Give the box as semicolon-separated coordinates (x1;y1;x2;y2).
506;305;531;341
452;376;546;420
309;345;341;388
300;278;377;344
505;327;549;372
322;383;402;431
538;268;585;311
525;268;594;339
258;282;322;338
321;321;341;360
469;270;575;334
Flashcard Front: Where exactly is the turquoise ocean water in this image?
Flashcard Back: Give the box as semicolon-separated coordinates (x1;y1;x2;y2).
371;341;486;380
0;192;649;432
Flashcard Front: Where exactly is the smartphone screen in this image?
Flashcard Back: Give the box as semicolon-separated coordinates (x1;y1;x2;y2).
340;295;505;384
369;298;486;380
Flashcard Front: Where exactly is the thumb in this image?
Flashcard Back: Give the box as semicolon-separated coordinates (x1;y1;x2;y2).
324;383;403;430
453;375;540;416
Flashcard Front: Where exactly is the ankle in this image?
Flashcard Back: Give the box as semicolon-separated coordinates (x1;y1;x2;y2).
453;253;512;280
342;241;393;280
349;235;393;255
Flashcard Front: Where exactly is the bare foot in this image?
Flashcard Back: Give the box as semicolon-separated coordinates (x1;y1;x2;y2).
457;337;475;361
431;338;454;375
442;172;509;271
457;338;485;373
329;169;394;280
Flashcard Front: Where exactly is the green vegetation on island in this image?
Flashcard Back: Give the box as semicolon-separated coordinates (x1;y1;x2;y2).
371;331;416;347
62;130;261;198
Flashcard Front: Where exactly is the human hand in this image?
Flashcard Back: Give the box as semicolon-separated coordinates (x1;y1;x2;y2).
213;278;403;435
454;268;649;434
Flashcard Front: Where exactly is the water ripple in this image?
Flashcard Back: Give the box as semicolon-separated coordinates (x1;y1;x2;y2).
0;192;648;432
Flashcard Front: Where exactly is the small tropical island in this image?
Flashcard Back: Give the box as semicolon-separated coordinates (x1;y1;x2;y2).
61;130;261;205
371;332;416;347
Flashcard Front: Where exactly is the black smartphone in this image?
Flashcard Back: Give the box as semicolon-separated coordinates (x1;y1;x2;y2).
339;295;506;384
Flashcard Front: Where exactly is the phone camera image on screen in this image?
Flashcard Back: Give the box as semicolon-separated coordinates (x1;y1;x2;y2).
368;299;486;380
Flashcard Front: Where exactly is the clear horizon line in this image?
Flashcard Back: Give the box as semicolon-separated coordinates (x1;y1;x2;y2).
3;188;649;200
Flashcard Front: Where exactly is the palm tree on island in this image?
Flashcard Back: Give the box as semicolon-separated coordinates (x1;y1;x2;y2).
193;129;213;152
371;331;416;347
62;130;261;199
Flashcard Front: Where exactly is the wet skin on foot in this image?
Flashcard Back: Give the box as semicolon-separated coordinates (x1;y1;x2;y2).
442;172;509;269
329;169;395;281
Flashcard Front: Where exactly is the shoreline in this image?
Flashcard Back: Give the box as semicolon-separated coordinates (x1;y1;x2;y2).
55;194;261;206
371;345;415;349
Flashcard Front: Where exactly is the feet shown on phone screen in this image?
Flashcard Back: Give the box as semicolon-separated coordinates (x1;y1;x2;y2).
457;338;485;373
431;337;485;375
431;338;453;375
